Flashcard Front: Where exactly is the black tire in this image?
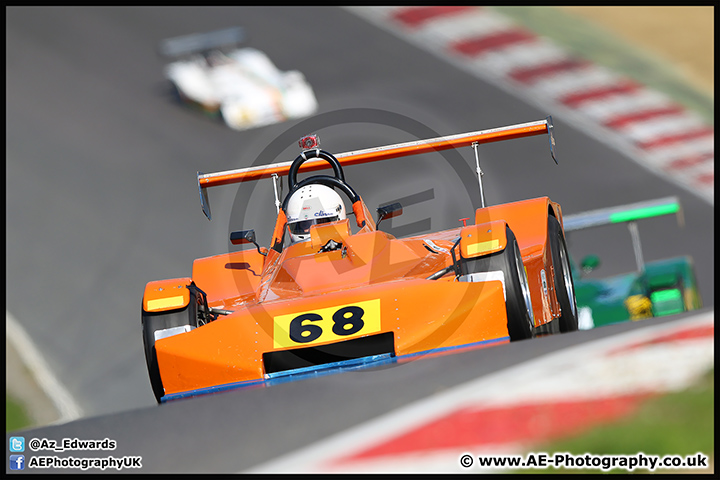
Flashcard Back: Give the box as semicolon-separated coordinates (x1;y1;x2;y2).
169;81;183;104
141;292;198;403
462;226;535;341
548;216;579;333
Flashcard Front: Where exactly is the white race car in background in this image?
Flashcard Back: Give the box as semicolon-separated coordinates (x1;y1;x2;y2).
159;27;318;131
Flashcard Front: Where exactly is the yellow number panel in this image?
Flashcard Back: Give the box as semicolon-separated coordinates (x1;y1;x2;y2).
273;299;381;348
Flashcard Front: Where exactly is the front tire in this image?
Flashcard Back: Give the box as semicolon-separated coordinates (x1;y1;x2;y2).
463;226;535;341
548;216;578;333
141;292;198;403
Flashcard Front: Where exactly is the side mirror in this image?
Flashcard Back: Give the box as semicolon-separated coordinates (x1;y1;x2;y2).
376;202;403;229
230;229;267;256
230;229;256;245
580;254;600;273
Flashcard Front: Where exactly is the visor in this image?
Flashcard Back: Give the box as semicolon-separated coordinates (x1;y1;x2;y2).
288;216;339;236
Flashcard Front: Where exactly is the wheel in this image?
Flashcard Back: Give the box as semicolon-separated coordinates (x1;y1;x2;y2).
548;216;578;332
462;226;535;341
141;292;198;403
169;81;183;103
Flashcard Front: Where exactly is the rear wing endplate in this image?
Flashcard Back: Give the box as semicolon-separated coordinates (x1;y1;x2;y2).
158;27;245;58
563;196;683;232
197;116;556;220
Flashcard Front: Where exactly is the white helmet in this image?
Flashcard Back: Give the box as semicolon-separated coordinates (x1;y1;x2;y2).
286;184;346;244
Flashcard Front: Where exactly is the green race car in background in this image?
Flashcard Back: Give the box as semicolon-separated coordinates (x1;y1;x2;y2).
563;197;702;329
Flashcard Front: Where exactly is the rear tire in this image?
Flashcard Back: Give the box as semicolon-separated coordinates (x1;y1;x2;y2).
548;216;578;333
141;292;198;403
169;81;183;104
463;226;535;341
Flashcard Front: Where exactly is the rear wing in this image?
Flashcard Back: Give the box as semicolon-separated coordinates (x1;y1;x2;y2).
563;196;683;232
197;116;557;220
563;196;683;273
158;27;245;58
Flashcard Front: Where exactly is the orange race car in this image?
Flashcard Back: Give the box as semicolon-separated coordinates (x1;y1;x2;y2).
141;117;579;403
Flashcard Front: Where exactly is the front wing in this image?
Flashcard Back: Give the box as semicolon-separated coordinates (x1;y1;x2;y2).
155;277;509;401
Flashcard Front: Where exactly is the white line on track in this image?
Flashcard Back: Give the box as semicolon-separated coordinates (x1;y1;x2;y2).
415;10;514;44
6;310;83;425
472;40;570;75
621;113;709;142
529;65;623;99
650;137;714;163
579;90;677;122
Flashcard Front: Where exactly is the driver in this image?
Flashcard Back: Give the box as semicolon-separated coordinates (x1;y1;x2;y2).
285;184;346;244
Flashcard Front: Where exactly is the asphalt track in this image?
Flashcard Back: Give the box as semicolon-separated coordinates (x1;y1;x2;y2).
6;6;714;472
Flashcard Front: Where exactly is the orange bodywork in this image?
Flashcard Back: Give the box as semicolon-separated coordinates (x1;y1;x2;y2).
143;278;192;313
152;196;562;399
145;117;566;400
475;197;564;325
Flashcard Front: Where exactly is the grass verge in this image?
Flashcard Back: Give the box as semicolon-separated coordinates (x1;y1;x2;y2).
489;6;713;124
513;368;714;473
6;392;32;432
